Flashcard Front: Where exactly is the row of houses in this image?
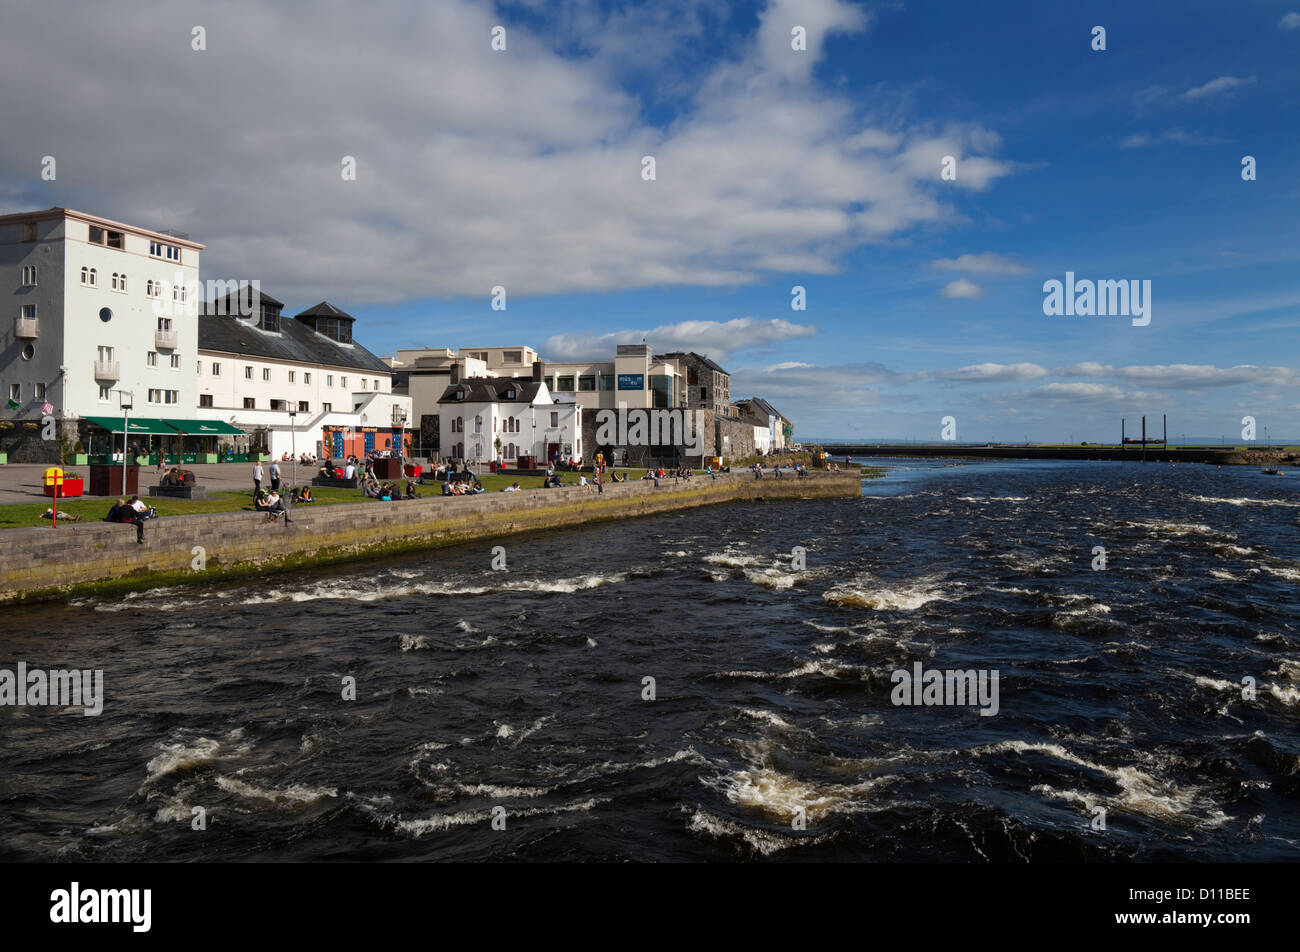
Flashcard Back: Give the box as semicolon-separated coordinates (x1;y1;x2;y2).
0;207;791;465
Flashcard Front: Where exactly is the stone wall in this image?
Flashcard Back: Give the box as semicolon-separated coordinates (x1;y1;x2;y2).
0;471;861;602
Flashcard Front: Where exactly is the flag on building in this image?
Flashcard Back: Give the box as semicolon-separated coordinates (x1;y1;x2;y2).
42;402;54;415
6;398;20;410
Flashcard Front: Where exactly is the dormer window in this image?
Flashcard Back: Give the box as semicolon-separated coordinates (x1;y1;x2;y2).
455;391;465;400
505;388;516;399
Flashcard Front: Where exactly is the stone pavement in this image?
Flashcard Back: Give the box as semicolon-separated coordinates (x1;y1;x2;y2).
0;461;316;503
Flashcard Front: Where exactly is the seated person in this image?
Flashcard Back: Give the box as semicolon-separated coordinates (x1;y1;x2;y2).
253;490;273;511
294;486;315;504
404;481;419;499
502;482;521;492
344;462;357;480
441;480;453;496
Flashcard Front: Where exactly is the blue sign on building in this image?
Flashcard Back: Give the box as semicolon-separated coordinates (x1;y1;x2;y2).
617;374;644;390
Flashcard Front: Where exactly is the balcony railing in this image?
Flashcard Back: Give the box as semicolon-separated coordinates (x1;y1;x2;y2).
154;328;179;349
15;316;38;339
93;360;120;381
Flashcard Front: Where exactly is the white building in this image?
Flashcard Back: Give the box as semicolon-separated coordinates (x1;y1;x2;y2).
198;293;411;460
0;207;205;452
438;376;581;466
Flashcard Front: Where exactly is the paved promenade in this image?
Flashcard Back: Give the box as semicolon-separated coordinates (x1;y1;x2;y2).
0;461;295;503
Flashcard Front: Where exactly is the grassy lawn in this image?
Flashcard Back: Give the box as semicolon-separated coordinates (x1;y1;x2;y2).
1;464;872;529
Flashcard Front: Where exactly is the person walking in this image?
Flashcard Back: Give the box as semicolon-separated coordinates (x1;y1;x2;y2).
253;460;264;494
269;460;281;491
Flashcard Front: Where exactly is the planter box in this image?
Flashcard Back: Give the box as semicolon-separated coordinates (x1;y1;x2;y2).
251;453;270;462
198;453;218;464
70;453;89;465
0;452;6;465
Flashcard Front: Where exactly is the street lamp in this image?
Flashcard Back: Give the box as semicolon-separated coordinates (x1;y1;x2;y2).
115;389;133;493
288;408;298;489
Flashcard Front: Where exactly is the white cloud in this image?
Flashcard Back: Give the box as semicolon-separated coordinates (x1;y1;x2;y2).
0;0;1016;306
542;317;817;362
1023;382;1127;400
1182;76;1256;99
939;278;984;299
1121;129;1228;149
929;252;1029;276
941;363;1048;382
1279;12;1300;30
1053;363;1300;388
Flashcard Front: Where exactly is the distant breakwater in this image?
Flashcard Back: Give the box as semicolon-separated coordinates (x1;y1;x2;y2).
0;471;861;603
823;444;1295;465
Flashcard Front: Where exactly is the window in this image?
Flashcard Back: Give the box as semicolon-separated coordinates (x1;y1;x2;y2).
165;390;178;405
97;346;114;362
20;265;36;286
361;379;367;389
88;226;123;248
304;373;311;384
288;371;295;383
326;375;334;387
212;362;221;376
321;402;331;413
550;412;559;427
298;401;309;412
148;389;162;404
505;387;516;399
150;240;180;261
146;279;155;297
146;352;157;367
111;272;126;292
245;366;253;379
257;304;279;333
504;351;522;363
99;307;112;322
21;343;34;360
545;376;555;390
34;383;45;400
599;374;614;391
374;379;379;390
98;385;111;401
453;417;463;433
340;376;348;388
270;399;286;411
21;304;35;320
157;317;172;331
262;368;271;382
22;223;36;242
700;387;707;400
8;384;19;402
243;397;256;409
172;284;186;303
475;415;482;433
557;375;574;391
199;394;214;408
578;375;596;392
81;267;97;286
170;354;181;369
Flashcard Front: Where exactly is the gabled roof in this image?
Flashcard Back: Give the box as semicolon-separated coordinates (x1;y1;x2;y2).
438;378;543;404
736;397;786;422
203;288;285;312
296;301;354;320
198;302;391;374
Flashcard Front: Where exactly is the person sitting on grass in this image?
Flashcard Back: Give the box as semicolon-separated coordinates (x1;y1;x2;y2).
292;486;314;504
502;482;521;492
404;481;419;499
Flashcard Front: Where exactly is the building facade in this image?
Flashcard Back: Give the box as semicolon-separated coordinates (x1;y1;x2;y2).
0;207;204;456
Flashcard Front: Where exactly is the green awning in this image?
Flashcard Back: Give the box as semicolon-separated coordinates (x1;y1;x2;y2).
161;418;244;435
82;416;181;435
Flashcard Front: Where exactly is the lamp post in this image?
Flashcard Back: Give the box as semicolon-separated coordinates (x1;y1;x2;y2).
288;408;298;489
531;407;537;467
115;389;133;494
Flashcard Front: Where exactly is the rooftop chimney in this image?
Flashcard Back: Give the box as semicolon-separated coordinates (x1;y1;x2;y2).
532;360;543;382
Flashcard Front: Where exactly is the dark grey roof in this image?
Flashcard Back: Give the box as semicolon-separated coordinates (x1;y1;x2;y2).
737;397;786;422
296;301;354;320
198;309;391;374
204;288;285;312
659;351;729;376
438;378;542;405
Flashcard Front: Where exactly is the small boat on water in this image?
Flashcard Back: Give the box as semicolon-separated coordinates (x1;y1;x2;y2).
1261;467;1282;475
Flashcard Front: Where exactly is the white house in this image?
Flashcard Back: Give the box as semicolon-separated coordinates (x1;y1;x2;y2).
438;376;582;465
0;207;205;453
198;293;411;460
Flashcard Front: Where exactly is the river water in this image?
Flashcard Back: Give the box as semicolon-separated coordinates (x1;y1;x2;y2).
2;458;1297;861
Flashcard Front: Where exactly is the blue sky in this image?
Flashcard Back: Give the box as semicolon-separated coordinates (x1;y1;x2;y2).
3;0;1298;440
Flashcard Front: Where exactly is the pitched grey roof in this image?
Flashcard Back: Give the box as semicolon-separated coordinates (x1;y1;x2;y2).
737;397;786;422
297;301;353;319
438;378;543;404
659;351;730;375
198;302;390;374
